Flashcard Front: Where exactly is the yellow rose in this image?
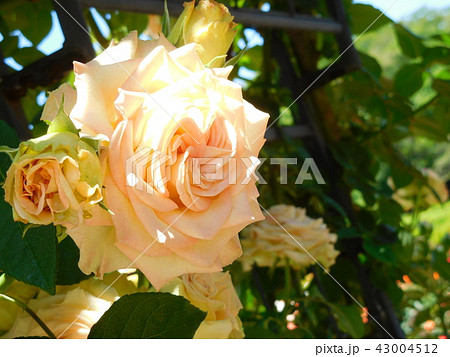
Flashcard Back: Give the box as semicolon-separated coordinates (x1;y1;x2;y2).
161;272;244;338
170;0;237;67
3;275;137;339
67;32;268;289
0;281;38;334
240;205;340;271
391;169;449;211
3;131;103;229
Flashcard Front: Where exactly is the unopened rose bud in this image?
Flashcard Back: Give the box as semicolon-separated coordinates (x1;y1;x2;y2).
171;0;237;67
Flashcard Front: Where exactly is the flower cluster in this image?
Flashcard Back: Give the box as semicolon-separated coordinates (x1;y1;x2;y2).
0;0;270;340
240;205;340;271
3;0;268;291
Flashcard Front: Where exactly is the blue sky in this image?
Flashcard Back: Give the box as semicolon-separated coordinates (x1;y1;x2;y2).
356;0;449;21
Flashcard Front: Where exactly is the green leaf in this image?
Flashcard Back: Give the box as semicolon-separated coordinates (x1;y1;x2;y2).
0;146;18;162
378;199;404;228
391;162;414;188
338;227;360;239
2;1;53;47
432;79;450;98
12;46;44;67
19;1;53;46
359;52;382;79
423;46;450;66
244;326;278;339
394;24;424;59
349;4;393;35
0;121;19;183
431;249;450;281
167;14;186;45
161;0;170;37
88;292;207;338
393;64;424;98
363;239;395;264
80;134;108;152
0;205;57;295
410;96;450;141
233;44;258;70
56;236;92;285
204;55;228;68
0;34;19;58
47;97;79;135
328;303;365;338
0;120;20;149
107;11;148;41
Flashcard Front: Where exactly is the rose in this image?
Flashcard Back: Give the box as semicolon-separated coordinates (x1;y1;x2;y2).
3;131;103;229
0;281;38;334
161;272;244;338
240;205;340;271
3;275;138;339
170;0;237;67
67;31;268;289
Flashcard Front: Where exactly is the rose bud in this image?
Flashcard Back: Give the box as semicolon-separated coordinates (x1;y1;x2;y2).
170;0;237;67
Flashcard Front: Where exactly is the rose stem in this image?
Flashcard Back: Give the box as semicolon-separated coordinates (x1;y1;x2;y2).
0;293;57;339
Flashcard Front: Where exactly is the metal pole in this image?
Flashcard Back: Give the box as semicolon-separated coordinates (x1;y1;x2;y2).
80;0;343;33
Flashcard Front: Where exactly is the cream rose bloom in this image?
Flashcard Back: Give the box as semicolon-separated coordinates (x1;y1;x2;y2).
3;131;103;229
240;205;339;271
161;272;244;338
65;32;268;289
3;275;137;339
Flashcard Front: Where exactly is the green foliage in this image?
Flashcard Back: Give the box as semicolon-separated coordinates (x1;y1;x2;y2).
92;10;148;43
328;304;365;338
349;4;393;34
0;0;53;67
0;205;58;295
88;293;207;338
56;237;92;285
393;64;423;98
394;24;425;58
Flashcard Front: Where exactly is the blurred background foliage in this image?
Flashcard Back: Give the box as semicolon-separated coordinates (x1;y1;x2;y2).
0;0;449;339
